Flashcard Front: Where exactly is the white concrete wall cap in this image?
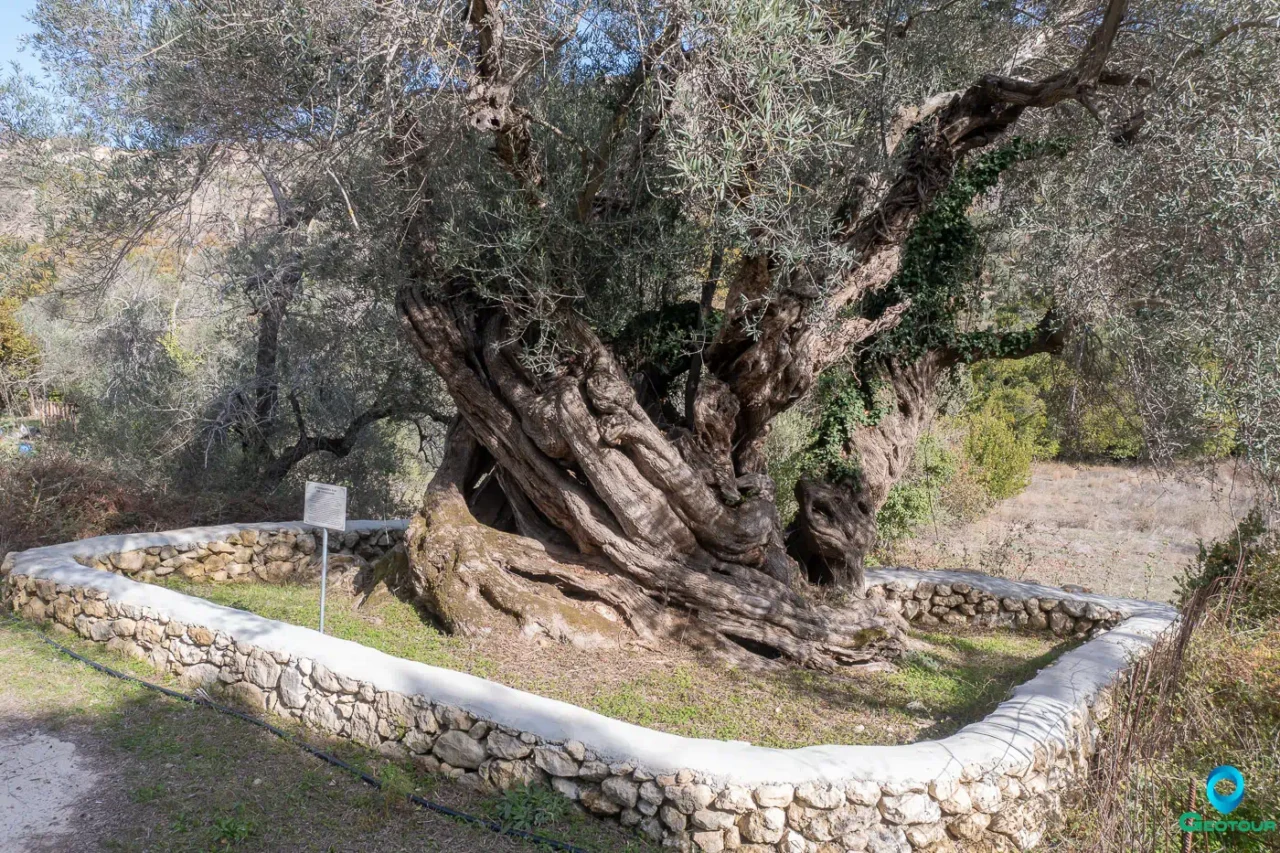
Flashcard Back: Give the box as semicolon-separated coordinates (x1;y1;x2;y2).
7;524;1177;790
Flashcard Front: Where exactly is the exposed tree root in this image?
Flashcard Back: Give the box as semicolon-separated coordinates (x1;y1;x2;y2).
392;416;908;671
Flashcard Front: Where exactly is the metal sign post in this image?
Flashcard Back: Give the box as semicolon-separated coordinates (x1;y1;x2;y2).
320;529;328;634
303;482;348;634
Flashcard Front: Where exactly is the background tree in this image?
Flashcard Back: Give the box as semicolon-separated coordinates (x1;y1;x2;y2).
2;40;451;499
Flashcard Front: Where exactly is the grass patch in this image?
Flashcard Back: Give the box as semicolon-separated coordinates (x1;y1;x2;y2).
155;575;1076;748
161;575;501;679
491;783;573;831
0;618;656;852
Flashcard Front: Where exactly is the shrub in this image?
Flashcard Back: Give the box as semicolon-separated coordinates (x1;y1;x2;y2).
968;351;1154;463
0;450;287;562
1176;508;1280;624
877;482;935;544
877;435;958;543
936;463;994;522
955;357;1060;503
1073;399;1145;460
960;405;1037;500
967;357;1060;459
763;405;817;526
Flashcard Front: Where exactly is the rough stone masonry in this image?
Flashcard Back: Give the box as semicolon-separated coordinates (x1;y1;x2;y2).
2;523;1178;853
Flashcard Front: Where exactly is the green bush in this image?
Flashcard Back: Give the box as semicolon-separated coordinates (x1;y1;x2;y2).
945;356;1062;507
877;482;935;544
967;351;1152;463
960;406;1037;500
1177;508;1280;624
763;405;817;526
1074;398;1145;460
877;435;958;543
966;357;1059;459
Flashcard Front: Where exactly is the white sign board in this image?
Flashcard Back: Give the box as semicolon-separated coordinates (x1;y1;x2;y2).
304;482;347;532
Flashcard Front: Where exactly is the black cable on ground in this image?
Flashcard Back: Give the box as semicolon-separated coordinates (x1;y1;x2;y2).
0;614;593;853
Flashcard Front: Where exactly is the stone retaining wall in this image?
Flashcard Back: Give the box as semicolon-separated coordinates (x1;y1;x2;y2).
85;522;404;585
865;569;1133;640
2;524;1178;853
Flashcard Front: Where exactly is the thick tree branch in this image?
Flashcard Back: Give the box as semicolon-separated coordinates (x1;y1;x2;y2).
463;0;542;198
700;0;1132;474
940;309;1073;366
684;246;724;426
260;399;398;486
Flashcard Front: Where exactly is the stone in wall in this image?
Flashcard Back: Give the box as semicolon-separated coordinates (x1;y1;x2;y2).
91;525;403;588
870;575;1125;640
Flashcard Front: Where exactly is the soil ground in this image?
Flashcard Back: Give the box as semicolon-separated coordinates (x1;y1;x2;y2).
0;617;655;853
883;460;1256;603
156;574;1075;750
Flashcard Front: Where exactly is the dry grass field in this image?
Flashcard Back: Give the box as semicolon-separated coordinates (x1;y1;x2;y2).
884;460;1257;602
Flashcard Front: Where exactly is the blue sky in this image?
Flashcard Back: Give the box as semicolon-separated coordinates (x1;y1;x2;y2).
1;0;43;78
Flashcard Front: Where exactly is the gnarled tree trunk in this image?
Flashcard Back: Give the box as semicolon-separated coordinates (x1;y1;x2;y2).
790;316;1072;591
389;0;1130;668
790;355;949;591
397;290;909;670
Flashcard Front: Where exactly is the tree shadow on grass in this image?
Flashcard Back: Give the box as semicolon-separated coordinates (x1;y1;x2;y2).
758;627;1080;743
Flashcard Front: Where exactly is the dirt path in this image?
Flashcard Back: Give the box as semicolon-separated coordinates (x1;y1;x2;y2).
0;728;104;852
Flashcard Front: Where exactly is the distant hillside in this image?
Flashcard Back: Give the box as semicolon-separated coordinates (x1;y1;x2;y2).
0;141;273;250
0;145;51;242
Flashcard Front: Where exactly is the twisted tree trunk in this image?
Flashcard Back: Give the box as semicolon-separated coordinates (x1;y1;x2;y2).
790;355;949;591
397;290;909;670
790;316;1072;591
389;0;1129;666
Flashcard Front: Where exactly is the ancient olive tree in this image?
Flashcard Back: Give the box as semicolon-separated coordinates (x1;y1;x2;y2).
391;0;1145;667
21;0;1264;668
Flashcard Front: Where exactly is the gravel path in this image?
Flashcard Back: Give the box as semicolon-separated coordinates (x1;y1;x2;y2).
0;729;102;852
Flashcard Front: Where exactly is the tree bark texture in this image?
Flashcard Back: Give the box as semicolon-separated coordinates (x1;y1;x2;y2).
397;291;909;670
790;315;1073;589
790;355;950;591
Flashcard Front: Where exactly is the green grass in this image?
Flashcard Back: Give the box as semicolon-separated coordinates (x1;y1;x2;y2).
0;617;657;853
890;629;1071;712
155;575;1077;748
162;576;501;679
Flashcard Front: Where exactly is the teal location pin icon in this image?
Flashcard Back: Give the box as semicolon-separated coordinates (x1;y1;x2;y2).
1206;765;1245;814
